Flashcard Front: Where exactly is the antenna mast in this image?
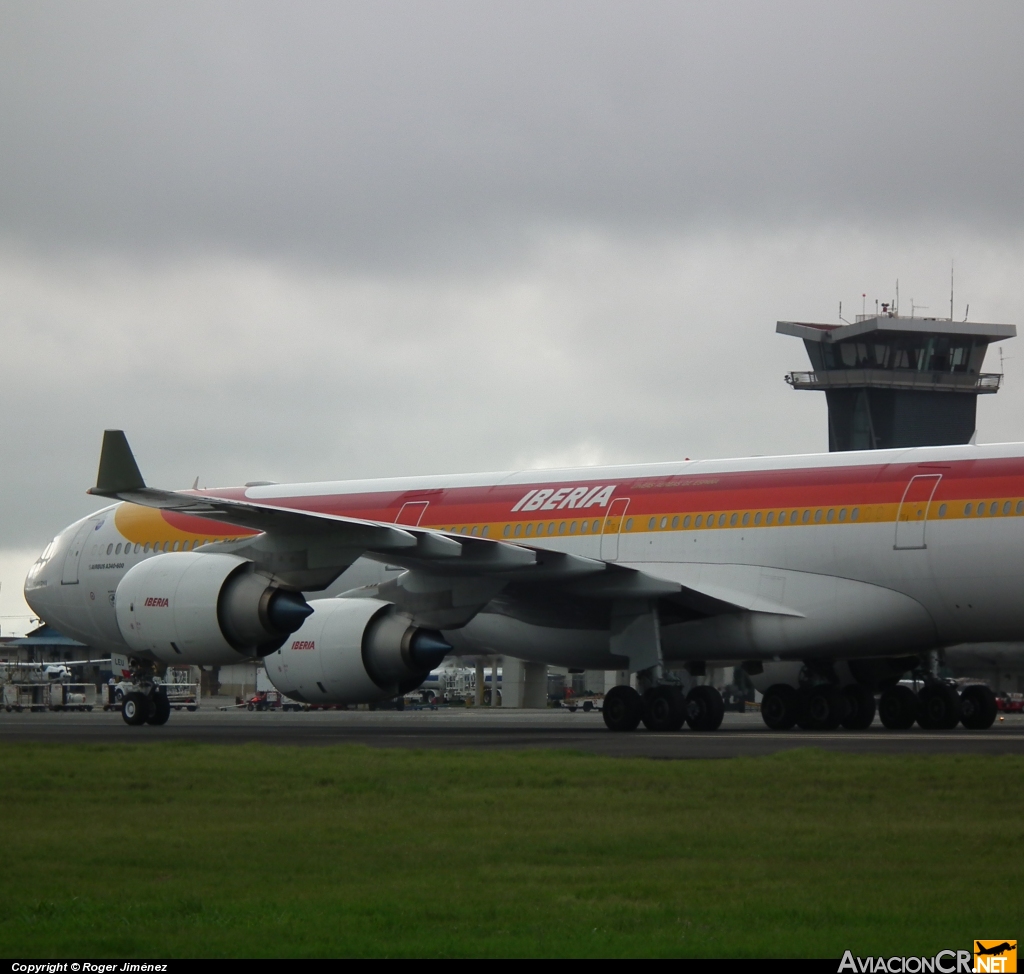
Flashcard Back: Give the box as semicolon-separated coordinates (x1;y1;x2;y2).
950;261;954;321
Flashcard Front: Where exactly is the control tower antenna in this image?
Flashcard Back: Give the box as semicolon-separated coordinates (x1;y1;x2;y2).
950;261;955;321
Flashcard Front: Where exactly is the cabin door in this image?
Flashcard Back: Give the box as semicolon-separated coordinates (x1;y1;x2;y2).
894;474;942;550
600;498;631;561
61;521;94;585
395;501;429;526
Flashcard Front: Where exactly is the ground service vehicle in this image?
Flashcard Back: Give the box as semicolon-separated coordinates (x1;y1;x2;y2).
24;430;1018;732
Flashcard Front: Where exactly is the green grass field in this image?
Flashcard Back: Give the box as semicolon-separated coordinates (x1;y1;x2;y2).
0;743;1020;957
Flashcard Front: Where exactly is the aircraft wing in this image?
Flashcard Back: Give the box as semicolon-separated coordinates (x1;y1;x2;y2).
87;430;753;626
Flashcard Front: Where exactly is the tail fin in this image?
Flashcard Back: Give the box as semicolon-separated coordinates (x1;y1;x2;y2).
89;430;146;496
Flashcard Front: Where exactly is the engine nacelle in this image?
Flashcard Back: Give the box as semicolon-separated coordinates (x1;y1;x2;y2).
115;552;312;665
264;597;452;705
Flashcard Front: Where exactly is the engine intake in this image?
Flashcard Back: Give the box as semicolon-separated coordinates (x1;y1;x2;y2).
264;597;452;705
116;552;312;665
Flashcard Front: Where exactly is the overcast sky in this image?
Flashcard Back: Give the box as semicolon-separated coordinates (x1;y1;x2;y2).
3;1;1024;631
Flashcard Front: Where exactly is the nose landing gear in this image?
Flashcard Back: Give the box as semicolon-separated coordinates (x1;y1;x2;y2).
120;688;171;726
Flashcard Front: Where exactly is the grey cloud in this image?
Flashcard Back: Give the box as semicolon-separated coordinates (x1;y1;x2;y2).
2;1;1023;266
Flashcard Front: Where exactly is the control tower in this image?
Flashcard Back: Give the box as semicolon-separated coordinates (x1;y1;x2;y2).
777;313;1016;451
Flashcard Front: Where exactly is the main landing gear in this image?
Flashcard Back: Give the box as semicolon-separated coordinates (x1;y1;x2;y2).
760;680;998;732
602;684;725;733
877;681;997;731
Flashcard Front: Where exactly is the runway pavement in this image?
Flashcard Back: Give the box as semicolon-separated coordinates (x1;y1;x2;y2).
2;705;1023;757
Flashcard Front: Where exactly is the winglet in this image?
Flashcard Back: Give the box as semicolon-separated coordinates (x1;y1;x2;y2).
89;430;146;496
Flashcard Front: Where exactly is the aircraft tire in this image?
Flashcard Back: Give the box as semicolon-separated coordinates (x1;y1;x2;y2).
146;692;171;726
800;685;846;730
840;684;876;730
685;685;725;731
602;685;642;732
959;684;997;730
121;692;149;726
917;683;961;730
641;686;686;731
761;684;799;729
878;685;917;729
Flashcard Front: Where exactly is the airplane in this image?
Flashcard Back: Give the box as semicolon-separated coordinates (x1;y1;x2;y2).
23;429;1015;732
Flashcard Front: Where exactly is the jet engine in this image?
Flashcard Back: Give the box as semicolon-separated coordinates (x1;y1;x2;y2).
115;552;312;665
264;597;452;705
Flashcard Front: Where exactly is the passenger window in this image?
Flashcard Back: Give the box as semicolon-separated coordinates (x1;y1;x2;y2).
718;513;726;526
580;521;588;534
814;510;822;523
964;503;973;515
777;511;785;524
570;521;577;534
1003;501;1011;515
593;520;601;532
802;510;810;523
765;511;774;525
742;512;750;526
549;522;556;534
172;541;180;551
938;504;947;518
525;524;534;537
644;517;652;530
791;510;799;522
134;543;141;553
826;509;834;522
1018;501;1024;515
115;543;122;554
753;512;761;525
106;543;113;555
978;503;987;516
851;508;860;521
182;540;191;551
628;518;636;531
683;515;690;528
503;524;511;537
143;542;150;553
558;522;565;535
730;513;738;526
695;515;703;527
671;516;679;529
471;526;479;536
660;516;668;529
514;524;522;537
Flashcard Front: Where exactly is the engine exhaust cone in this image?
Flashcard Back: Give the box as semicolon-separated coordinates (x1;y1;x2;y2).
266;590;314;634
408;629;452;669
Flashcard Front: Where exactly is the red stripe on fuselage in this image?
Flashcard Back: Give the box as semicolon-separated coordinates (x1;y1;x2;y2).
195;456;1024;525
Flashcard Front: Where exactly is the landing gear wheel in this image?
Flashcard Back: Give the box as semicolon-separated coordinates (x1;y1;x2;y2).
760;684;799;729
146;692;171;726
878;685;917;729
841;685;876;730
603;685;642;731
641;686;685;732
685;685;725;731
121;692;150;726
798;685;846;730
917;683;961;730
959;684;997;730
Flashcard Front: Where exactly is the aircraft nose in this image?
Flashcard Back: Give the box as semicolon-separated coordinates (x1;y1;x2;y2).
23;534;61;616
